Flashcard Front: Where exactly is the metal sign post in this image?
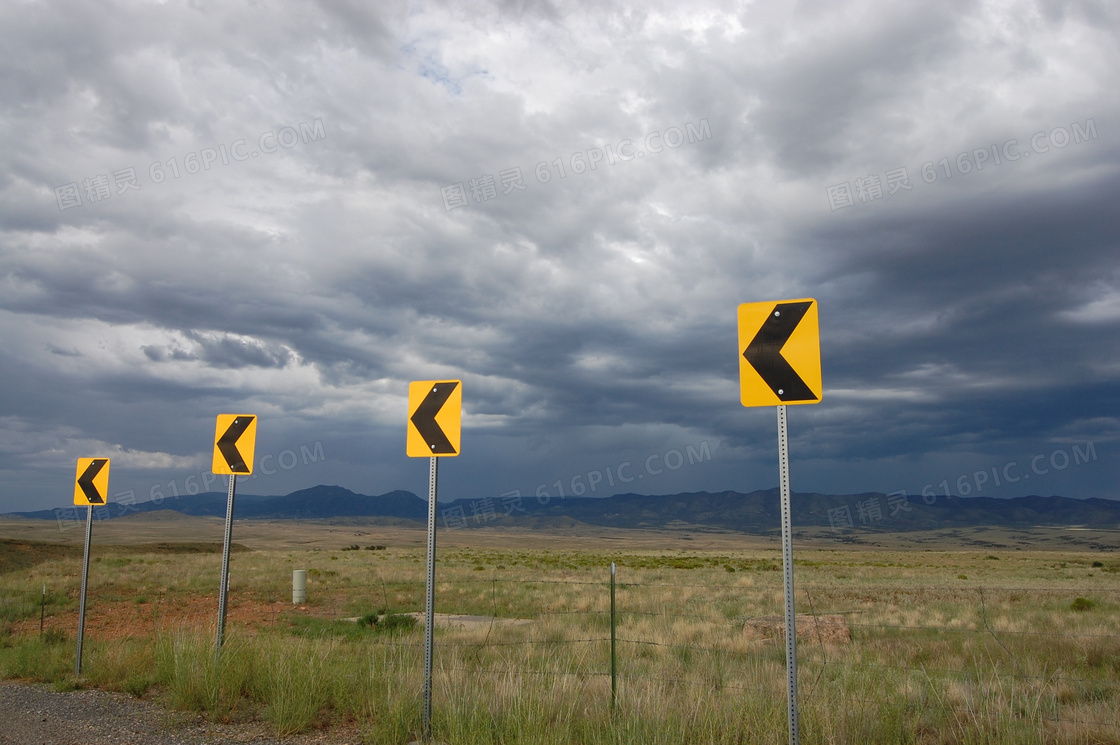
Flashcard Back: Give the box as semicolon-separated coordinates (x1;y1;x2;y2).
422;455;438;742
73;457;110;676
406;379;462;744
75;504;94;675
215;473;237;653
210;414;257;655
737;299;821;745
777;404;799;743
610;561;617;708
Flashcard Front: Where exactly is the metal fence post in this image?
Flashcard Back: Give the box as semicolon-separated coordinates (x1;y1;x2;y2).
611;561;617;709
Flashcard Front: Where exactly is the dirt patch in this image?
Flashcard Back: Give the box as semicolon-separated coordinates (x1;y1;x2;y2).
743;614;851;645
12;594;323;640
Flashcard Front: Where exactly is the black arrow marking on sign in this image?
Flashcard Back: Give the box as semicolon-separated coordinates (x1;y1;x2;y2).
77;459;108;504
217;416;254;473
743;301;818;402
410;381;459;454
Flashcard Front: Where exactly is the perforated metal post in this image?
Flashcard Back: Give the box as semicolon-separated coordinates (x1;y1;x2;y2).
422;455;438;742
216;473;237;654
75;505;93;675
610;561;617;709
777;404;799;744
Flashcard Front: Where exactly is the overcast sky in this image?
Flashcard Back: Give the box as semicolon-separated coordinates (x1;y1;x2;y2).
2;0;1117;514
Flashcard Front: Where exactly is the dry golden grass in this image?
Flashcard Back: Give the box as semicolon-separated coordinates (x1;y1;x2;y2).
1;516;1119;743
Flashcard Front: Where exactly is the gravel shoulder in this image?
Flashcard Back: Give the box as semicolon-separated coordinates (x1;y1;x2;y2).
0;681;365;745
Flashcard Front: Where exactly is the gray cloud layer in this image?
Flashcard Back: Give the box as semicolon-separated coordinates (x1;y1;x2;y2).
1;0;1116;512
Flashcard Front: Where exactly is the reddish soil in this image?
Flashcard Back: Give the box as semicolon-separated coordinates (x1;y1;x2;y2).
13;594;325;640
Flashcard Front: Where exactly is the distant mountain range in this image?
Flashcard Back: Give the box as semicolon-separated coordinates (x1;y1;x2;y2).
9;485;1120;533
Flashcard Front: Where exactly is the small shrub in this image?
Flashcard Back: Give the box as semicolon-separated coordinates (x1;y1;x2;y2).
1071;597;1095;612
379;614;418;632
958;574;968;580
42;628;68;646
1092;561;1103;568
352;612;416;633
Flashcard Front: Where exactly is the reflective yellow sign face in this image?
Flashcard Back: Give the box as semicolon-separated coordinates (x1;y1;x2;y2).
74;458;111;506
738;299;822;407
407;380;461;457
212;414;258;475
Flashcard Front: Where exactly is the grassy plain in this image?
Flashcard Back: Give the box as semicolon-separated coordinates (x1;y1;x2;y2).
1;513;1119;744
